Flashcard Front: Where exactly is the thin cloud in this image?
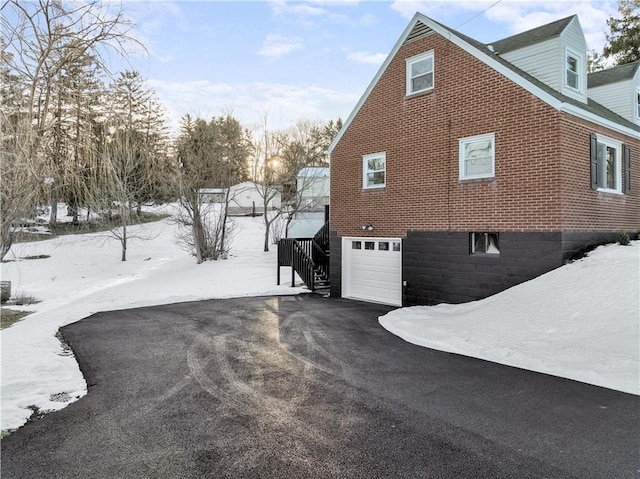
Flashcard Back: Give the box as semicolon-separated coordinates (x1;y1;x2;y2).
347;51;387;65
257;34;304;58
484;1;617;51
148;79;359;134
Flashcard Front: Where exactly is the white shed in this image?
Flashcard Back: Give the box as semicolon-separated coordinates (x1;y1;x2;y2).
297;167;329;210
227;181;281;215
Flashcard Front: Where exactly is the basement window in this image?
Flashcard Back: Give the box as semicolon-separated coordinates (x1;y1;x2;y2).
470;233;500;255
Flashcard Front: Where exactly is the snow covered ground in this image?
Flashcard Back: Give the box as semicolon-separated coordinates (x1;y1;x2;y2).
380;240;640;395
1;205;304;432
2;204;638;433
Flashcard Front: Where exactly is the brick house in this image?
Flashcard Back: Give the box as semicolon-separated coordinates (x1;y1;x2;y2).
327;13;640;307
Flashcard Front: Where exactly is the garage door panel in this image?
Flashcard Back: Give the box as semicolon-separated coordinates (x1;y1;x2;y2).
342;237;402;306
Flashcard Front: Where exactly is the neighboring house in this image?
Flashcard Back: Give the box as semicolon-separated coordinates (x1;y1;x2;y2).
287;211;326;238
227;181;281;216
286;167;330;239
297;167;330;210
197;188;226;203
327;13;639;307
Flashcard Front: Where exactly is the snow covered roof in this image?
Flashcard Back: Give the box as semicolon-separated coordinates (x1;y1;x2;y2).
297;167;329;178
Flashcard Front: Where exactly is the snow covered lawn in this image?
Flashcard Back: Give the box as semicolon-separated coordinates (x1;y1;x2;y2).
380;241;640;395
2;206;638;434
1;207;304;432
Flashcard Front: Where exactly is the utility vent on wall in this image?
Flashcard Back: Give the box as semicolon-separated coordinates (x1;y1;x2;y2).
404;21;434;44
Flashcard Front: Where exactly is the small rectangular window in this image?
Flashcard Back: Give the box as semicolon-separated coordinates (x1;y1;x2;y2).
636;87;640;120
591;134;622;193
378;242;389;251
392;241;401;252
470;233;500;255
565;48;581;91
406;51;434;95
362;152;386;189
352;241;361;249
364;241;375;250
459;133;495;180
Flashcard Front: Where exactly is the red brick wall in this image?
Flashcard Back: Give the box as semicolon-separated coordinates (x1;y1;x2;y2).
559;115;639;232
330;32;640;238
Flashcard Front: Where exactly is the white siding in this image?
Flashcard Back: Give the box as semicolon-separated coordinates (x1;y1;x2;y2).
498;17;587;103
589;79;634;121
501;38;562;91
559;17;587;102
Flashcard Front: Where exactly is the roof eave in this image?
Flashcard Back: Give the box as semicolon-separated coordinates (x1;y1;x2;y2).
328;13;638;154
561;102;640;139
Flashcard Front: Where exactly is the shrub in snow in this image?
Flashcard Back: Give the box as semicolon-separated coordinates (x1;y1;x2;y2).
618;231;630;246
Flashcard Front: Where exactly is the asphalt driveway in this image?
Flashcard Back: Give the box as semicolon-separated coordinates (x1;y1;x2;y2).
2;295;638;478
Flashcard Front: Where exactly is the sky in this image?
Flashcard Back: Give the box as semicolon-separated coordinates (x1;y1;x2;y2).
1;203;637;432
108;0;621;134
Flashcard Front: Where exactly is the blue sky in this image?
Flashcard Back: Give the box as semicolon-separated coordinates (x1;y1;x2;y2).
114;0;619;133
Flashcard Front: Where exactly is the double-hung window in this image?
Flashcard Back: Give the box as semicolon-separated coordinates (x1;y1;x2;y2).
565;48;581;91
406;51;434;95
590;134;622;193
363;152;386;189
459;133;495;180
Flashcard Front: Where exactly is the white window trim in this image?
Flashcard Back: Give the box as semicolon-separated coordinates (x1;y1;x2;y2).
362;151;386;189
595;134;623;194
458;133;495;180
635;86;640;121
564;47;582;92
406;51;434;96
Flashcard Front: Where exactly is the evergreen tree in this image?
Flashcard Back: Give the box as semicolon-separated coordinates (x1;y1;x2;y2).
174;114;252;262
603;0;640;65
106;70;172;208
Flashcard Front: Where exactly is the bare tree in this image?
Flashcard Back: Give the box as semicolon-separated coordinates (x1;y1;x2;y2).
1;0;141;228
0;118;44;259
251;117;338;251
251;114;287;252
174;114;251;263
86;127;150;261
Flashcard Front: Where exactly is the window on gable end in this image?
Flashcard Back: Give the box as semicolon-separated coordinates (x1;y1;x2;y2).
406;51;434;95
636;87;640;121
362;152;386;189
565;48;581;91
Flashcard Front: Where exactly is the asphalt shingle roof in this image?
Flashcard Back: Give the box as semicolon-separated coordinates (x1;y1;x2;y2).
427;17;640;133
490;15;576;54
588;61;640;88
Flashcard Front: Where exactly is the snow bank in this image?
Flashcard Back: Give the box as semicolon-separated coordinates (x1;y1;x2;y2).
380;241;640;395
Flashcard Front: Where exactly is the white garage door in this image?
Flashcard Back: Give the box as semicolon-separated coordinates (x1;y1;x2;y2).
342;237;402;306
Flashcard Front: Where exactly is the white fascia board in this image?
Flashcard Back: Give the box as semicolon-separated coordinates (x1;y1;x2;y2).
328;13;639;153
560;102;640;139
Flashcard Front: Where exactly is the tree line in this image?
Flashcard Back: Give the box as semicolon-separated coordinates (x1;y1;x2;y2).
588;0;639;71
1;0;341;263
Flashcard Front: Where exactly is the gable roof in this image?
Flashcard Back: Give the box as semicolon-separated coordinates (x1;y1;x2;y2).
329;13;639;154
588;61;640;88
489;15;575;54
